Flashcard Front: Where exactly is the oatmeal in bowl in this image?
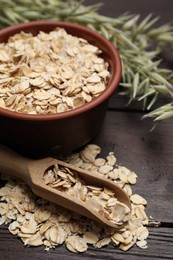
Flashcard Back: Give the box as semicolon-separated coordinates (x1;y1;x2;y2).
0;27;110;114
0;21;122;157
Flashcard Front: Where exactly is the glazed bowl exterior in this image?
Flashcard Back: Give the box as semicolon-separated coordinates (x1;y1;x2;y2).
0;21;122;157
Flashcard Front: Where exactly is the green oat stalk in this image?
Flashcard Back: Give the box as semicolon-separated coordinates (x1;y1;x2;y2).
0;0;173;122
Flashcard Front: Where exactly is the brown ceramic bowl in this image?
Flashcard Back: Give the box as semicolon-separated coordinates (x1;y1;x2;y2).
0;21;122;158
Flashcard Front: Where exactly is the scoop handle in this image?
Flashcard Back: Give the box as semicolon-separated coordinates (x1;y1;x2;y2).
0;144;32;183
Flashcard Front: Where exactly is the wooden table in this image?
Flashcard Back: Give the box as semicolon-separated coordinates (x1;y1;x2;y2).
0;1;173;259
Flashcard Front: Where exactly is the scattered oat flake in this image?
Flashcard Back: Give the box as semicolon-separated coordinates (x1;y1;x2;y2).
128;172;137;184
136;226;149;240
83;231;99;244
130;194;147;205
123;185;132;197
25;231;43;246
94;158;106;167
112;233;125;243
106;153;117;166
20;217;37;234
99;164;113;174
95;237;111;248
119;241;135;251
66;235;88;253
136;240;148;249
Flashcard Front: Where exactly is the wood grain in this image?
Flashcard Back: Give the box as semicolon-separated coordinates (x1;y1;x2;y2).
0;226;173;260
94;111;173;222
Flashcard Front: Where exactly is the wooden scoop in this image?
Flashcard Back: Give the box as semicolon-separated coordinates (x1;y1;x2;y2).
0;145;131;229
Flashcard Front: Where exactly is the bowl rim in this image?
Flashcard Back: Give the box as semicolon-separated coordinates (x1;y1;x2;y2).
0;20;122;121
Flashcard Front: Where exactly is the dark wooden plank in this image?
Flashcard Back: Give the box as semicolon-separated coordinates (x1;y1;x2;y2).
0;226;173;260
94;110;173;222
108;90;172;111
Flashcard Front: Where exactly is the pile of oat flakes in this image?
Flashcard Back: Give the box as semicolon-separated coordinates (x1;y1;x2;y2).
0;144;151;253
0;28;110;114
